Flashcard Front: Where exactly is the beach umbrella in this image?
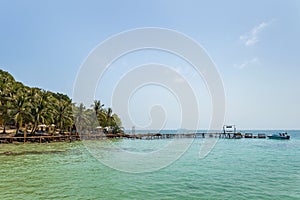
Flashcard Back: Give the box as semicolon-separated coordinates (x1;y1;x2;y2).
38;124;47;127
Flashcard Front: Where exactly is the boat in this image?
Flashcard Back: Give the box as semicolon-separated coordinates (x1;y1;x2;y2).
267;132;290;140
258;133;266;138
233;132;242;139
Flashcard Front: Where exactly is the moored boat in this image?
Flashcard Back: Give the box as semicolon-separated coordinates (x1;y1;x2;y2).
267;132;290;140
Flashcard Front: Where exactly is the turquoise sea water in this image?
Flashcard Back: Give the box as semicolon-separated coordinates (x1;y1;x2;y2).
0;130;299;199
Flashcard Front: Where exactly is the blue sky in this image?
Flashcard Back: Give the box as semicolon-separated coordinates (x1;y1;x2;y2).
1;0;300;129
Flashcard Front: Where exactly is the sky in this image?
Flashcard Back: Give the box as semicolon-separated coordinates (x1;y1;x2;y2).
1;0;300;130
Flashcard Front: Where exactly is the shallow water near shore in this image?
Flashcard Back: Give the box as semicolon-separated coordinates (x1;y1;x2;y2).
1;130;300;199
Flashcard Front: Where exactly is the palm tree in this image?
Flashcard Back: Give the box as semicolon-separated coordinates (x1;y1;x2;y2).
92;100;105;126
106;107;114;126
53;97;73;133
0;69;124;137
0;102;10;134
0;70;15;133
73;103;88;133
30;89;52;133
0;90;10;134
10;86;32;134
101;107;117;133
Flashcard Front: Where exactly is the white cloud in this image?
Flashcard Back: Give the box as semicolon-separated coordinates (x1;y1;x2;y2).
240;22;269;47
234;57;259;69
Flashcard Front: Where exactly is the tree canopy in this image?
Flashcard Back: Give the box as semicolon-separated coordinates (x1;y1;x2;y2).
0;69;123;134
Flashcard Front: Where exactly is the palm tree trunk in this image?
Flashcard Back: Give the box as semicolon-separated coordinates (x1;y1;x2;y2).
16;122;20;134
24;124;28;143
31;122;37;134
2;124;6;134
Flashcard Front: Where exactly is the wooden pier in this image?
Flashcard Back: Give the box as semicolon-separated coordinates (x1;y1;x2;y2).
0;131;267;144
78;132;266;140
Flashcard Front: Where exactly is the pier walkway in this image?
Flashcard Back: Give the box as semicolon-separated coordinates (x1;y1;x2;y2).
0;132;266;144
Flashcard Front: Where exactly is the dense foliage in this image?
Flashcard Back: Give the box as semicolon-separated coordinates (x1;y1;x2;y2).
0;69;123;134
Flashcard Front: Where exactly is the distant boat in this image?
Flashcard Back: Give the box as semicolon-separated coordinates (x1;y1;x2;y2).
233;132;242;139
267;132;290;140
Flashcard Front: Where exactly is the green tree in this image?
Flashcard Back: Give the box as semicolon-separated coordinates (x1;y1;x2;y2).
0;71;15;133
53;95;73;133
10;85;32;134
112;113;122;127
102;107;124;134
92;100;105;126
106;108;114;126
30;89;53;133
73;103;88;133
0;69;123;137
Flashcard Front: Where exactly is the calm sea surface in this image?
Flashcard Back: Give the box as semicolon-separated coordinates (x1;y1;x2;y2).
1;130;299;199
